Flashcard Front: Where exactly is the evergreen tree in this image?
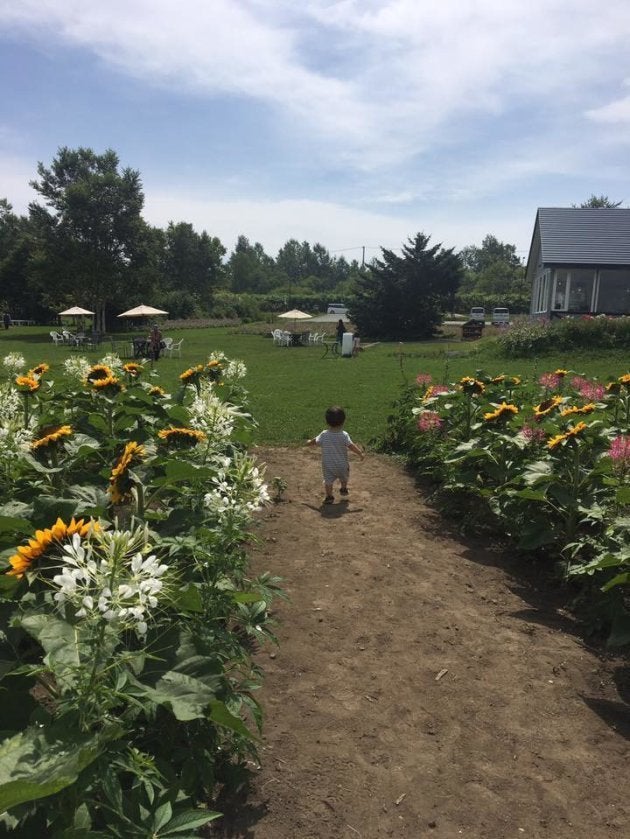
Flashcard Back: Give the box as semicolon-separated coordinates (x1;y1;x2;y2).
352;233;463;340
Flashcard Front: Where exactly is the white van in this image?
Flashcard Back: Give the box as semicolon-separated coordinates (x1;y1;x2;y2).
327;303;348;316
469;307;485;322
491;307;510;325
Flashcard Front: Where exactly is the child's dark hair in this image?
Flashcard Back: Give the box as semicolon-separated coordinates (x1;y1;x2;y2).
325;406;346;427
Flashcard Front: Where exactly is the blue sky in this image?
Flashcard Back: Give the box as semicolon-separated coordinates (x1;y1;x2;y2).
1;0;630;262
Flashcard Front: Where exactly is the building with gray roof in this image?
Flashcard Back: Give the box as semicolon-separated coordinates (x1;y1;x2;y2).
526;208;630;317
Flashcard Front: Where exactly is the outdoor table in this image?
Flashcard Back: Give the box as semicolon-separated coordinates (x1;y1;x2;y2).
321;340;340;358
133;339;150;358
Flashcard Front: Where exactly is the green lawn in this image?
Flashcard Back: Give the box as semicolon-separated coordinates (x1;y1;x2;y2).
1;325;628;446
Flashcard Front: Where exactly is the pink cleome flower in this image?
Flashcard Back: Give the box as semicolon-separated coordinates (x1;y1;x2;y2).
539;372;561;390
416;373;433;386
417;411;443;432
570;376;605;401
521;424;547;444
423;384;449;401
609;435;630;468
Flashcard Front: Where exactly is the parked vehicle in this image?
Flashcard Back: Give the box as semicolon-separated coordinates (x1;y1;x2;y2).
469;307;485;322
327;303;349;315
491;307;510;325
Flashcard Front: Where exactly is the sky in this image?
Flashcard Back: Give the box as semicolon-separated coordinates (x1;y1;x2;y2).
1;0;630;263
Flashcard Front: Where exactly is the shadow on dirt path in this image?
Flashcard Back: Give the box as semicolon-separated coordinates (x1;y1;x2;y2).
212;447;629;839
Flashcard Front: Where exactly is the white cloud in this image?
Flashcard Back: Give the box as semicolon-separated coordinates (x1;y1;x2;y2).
586;95;630;124
2;0;630;171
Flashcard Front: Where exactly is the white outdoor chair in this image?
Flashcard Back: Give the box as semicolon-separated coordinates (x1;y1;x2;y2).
162;337;173;352
271;328;284;345
279;331;291;347
50;331;64;345
62;330;76;344
165;338;183;358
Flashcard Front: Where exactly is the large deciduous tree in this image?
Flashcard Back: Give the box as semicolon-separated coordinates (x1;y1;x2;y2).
29;147;150;332
163;221;226;301
459;234;525;296
352;233;463;340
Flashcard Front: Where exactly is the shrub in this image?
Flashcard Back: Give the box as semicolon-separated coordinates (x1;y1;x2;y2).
497;316;630;357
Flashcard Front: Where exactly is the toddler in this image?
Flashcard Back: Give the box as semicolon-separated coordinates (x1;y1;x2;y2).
306;406;364;504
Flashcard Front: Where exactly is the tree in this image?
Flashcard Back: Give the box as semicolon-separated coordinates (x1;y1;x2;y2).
162;222;226;302
459;234;525;297
351;233;463;340
228;235;277;292
573;194;623;208
29;147;149;332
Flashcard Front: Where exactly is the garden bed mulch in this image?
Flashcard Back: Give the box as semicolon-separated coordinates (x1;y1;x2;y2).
212;446;630;839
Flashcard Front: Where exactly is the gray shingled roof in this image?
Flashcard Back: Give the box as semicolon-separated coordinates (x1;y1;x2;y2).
537;207;630;266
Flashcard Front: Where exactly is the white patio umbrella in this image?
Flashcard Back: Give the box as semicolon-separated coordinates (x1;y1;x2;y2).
117;305;169;318
58;306;95;316
277;309;312;331
58;305;95;334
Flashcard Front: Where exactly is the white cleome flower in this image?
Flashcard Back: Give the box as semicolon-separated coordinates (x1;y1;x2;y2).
2;353;26;375
203;452;269;521
49;529;169;639
63;356;92;382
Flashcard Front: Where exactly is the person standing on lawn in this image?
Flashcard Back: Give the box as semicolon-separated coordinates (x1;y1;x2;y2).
335;318;346;346
306;405;364;505
148;323;163;361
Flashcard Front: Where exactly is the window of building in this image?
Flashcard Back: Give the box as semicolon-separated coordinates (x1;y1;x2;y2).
552;269;595;312
598;269;630;314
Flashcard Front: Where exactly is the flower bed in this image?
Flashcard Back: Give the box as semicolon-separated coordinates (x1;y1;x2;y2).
380;367;630;641
0;350;276;835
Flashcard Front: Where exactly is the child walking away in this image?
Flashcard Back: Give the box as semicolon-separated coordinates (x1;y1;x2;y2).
306;406;364;505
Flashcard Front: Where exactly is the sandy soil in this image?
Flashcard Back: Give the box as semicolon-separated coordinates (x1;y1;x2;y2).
212;446;630;839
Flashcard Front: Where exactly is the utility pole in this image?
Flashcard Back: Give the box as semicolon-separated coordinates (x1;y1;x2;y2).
361;246;365;267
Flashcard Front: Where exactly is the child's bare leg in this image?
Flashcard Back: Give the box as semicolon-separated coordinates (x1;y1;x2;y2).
324;482;334;498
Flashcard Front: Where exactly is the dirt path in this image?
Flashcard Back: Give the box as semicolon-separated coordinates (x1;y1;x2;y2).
214;447;630;838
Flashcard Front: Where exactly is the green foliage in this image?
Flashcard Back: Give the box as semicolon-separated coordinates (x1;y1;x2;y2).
498;316;630;357
0;351;277;834
352;233;464;340
378;366;630;641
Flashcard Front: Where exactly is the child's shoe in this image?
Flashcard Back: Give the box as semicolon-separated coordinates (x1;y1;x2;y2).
323;495;334;505
339;487;349;496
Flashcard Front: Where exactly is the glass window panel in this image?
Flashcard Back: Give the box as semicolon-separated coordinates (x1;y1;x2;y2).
553;270;568;310
568;269;594;312
598;270;630;314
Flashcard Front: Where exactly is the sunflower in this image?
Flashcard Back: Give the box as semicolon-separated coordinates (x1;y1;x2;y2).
547;421;588;451
505;376;522;387
108;441;146;504
533;395;563;420
180;365;204;384
29;363;50;377
123;362;144;377
490;375;505;384
606;381;621;394
15;375;40;393
620;373;630;386
90;375;124;395
149;385;166;398
459;377;485;395
559;403;596;418
31;424;73;451
86;364;114;382
553;369;568;377
157;426;207;448
7;517;100;578
483;402;519;422
206;359;223;381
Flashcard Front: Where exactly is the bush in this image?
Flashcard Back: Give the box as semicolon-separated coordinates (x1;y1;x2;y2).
498;316;630;357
